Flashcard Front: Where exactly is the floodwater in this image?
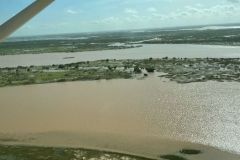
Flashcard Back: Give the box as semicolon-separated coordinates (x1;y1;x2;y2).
1;44;240;67
0;76;240;159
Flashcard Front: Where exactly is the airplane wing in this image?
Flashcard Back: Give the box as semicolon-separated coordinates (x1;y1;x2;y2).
0;0;54;42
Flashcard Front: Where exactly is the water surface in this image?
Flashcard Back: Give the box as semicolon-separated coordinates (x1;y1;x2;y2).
1;44;240;67
0;76;240;157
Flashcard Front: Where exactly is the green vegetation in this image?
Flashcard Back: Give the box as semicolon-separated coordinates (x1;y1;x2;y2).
134;66;142;73
0;145;154;160
145;67;155;73
0;65;131;87
1;58;240;87
142;28;240;46
0;35;142;55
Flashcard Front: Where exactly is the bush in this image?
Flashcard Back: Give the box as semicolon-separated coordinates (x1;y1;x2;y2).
179;149;202;155
108;66;112;70
163;57;168;60
58;65;65;69
134;66;141;73
57;79;66;82
160;155;187;160
145;67;155;73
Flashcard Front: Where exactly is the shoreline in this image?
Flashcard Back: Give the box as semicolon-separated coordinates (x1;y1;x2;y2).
1;131;240;160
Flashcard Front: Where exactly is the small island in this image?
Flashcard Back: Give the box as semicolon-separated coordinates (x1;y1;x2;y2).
1;58;240;87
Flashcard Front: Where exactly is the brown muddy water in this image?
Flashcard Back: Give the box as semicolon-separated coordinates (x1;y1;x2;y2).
0;76;240;159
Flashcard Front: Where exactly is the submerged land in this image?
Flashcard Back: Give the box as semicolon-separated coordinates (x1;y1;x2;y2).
1;58;240;87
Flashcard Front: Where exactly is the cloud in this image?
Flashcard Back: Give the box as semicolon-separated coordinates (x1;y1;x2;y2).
13;0;240;36
124;8;138;14
92;2;240;31
227;0;239;3
147;7;157;12
66;9;78;14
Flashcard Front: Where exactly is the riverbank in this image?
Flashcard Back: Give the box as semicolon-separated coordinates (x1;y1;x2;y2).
0;131;239;160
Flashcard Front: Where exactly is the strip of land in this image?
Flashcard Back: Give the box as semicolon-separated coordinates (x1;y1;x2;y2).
0;145;154;160
1;58;240;87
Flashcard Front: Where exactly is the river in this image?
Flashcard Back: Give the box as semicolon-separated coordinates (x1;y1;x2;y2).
1;44;240;68
1;44;240;159
0;76;240;159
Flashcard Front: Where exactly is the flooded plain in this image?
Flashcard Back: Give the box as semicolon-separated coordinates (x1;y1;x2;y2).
1;44;240;159
1;44;240;67
0;76;240;159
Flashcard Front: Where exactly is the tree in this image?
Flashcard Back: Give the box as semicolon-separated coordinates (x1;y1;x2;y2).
134;66;141;73
145;67;155;73
58;64;65;69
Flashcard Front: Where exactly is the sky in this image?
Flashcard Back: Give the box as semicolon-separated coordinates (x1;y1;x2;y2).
0;0;240;37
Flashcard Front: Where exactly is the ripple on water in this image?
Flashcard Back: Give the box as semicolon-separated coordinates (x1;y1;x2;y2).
0;78;240;155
